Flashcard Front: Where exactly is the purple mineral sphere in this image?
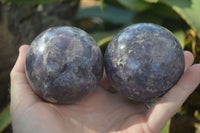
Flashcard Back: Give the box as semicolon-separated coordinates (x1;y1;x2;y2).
104;23;185;102
25;26;103;104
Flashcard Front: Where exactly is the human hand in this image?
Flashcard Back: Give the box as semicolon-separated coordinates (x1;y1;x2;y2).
10;45;200;133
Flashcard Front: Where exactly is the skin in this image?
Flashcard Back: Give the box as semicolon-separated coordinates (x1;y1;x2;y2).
10;45;200;133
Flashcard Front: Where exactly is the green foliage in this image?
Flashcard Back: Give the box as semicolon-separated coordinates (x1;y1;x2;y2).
177;106;186;115
149;4;181;20
102;0;200;37
173;30;185;48
145;0;200;37
98;35;113;55
104;0;122;7
0;105;11;132
144;0;158;3
2;0;63;4
76;5;134;25
161;120;171;133
117;0;152;12
91;30;117;42
100;0;104;11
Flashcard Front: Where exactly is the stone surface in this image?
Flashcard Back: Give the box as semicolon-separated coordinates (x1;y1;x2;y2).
25;26;103;104
104;23;185;102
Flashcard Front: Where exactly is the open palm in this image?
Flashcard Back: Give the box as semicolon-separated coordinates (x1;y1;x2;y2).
10;45;200;133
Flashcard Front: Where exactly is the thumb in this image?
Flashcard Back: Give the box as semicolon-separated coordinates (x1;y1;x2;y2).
10;45;41;115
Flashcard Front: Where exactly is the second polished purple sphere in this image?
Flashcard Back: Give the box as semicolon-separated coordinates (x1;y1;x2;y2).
104;23;185;102
25;26;103;104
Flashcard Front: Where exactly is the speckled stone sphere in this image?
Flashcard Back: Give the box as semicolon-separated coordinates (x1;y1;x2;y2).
104;23;185;102
25;26;103;104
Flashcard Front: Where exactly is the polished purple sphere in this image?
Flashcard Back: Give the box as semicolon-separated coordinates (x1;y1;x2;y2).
104;23;185;102
25;26;103;104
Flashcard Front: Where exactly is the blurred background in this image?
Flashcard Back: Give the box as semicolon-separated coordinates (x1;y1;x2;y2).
0;0;200;132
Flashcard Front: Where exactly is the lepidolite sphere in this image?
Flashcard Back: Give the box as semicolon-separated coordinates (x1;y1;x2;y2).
104;23;185;102
25;26;103;104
